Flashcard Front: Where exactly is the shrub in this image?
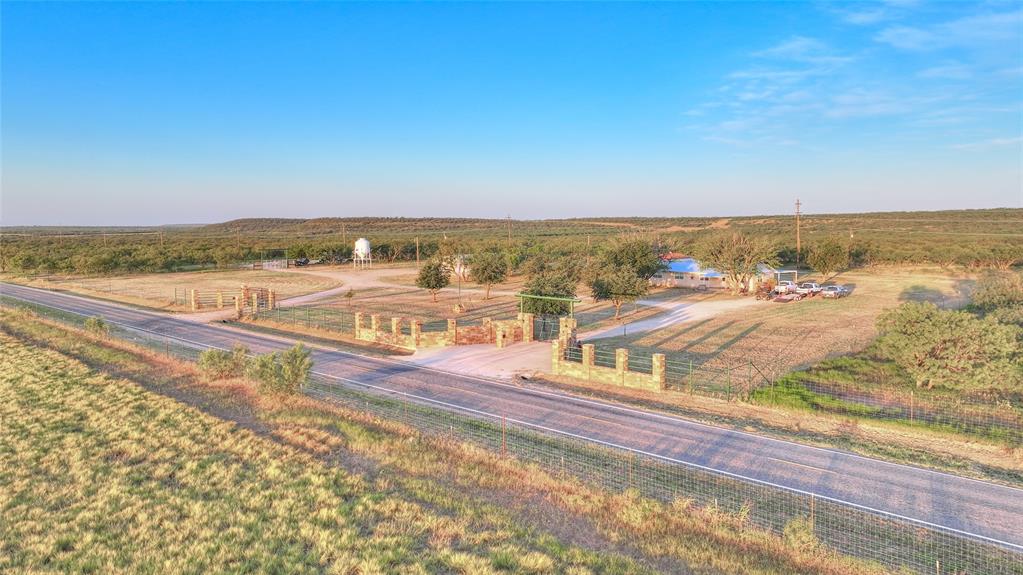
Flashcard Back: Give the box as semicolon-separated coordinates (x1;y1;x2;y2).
84;316;109;337
246;344;312;395
197;344;249;381
971;272;1023;326
875;302;1020;390
783;516;819;553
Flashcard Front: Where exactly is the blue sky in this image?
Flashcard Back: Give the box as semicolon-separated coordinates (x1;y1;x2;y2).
2;1;1021;225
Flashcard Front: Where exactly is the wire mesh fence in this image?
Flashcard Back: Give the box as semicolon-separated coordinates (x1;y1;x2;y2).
2;294;1022;574
756;377;1023;444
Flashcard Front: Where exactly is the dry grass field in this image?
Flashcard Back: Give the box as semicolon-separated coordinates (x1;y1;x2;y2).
0;330;652;574
8;269;342;311
592;267;971;377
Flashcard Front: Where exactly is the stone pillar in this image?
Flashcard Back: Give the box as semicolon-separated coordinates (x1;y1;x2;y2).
410;319;422;347
482;317;493;342
370;314;381;334
216;291;224;309
519;312;534;342
495;327;506;349
391;317;402;335
190;289;199;311
354;312;365;339
558;317;578;349
447;318;457;345
234;295;242;316
551;340;562;375
582;343;595;380
616;348;629;386
652;353;666;390
251;293;259;312
268;290;276;310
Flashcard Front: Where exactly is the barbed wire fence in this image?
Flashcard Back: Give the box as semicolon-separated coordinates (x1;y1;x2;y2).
2;295;1022;574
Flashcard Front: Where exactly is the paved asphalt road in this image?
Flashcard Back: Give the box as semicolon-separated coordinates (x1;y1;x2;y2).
3;282;1022;550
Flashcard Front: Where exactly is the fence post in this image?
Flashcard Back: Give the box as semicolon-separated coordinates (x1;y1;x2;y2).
520;312;534;342
551;340;562;375
216;291;224;309
447;318;457;345
652;353;666;390
190;289;198;312
252;293;259;314
410;319;421;348
582;343;595;380
354;312;364;339
615;348;628;386
688;359;694;394
910;390;915;422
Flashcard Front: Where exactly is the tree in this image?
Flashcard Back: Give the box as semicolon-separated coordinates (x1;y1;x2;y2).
469;251;508;300
586;239;663;319
695;233;778;294
521;256;578;315
589;266;649;319
807;239;849;281
874;302;1020;390
416;259;450;302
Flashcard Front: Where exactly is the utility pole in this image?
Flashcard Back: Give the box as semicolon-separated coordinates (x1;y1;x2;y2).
506;215;512;242
415;236;420;268
342;223;347;247
795;198;802;283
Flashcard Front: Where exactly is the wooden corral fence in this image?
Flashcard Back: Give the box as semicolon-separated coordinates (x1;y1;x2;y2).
176;285;277;313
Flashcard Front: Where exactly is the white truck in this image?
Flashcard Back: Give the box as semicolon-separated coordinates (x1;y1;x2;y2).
772;280;798;295
796;282;822;296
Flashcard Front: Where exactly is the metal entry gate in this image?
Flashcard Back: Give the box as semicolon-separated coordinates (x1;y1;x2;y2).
532;315;562;341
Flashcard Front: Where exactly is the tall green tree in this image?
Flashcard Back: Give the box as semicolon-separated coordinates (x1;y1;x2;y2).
586;239;664;319
695;233;778;294
521;256;578;315
469;251;508;300
807;239;850;281
415;259;450;302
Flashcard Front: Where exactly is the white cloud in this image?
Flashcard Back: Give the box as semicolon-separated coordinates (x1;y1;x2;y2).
917;62;973;80
753;36;853;66
951;136;1023;150
876;9;1023;51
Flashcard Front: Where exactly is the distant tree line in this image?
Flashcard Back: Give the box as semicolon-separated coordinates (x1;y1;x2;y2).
2;213;1021;277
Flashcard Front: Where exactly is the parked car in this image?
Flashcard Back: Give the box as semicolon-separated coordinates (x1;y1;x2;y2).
821;285;850;299
796;282;822;296
772;280;798;294
294;257;310;266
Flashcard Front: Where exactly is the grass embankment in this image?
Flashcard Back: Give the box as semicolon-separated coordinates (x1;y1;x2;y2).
0;310;886;575
538;371;1023;486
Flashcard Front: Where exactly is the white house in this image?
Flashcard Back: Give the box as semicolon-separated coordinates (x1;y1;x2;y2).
650;256;776;292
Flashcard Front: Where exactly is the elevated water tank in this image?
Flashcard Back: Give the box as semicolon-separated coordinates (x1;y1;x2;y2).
354;238;371;259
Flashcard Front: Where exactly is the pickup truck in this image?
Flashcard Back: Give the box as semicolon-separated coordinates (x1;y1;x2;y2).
796;282;822;295
772;281;798;294
822;285;850;298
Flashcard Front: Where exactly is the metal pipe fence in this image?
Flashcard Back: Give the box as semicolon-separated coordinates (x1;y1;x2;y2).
3;294;1021;574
